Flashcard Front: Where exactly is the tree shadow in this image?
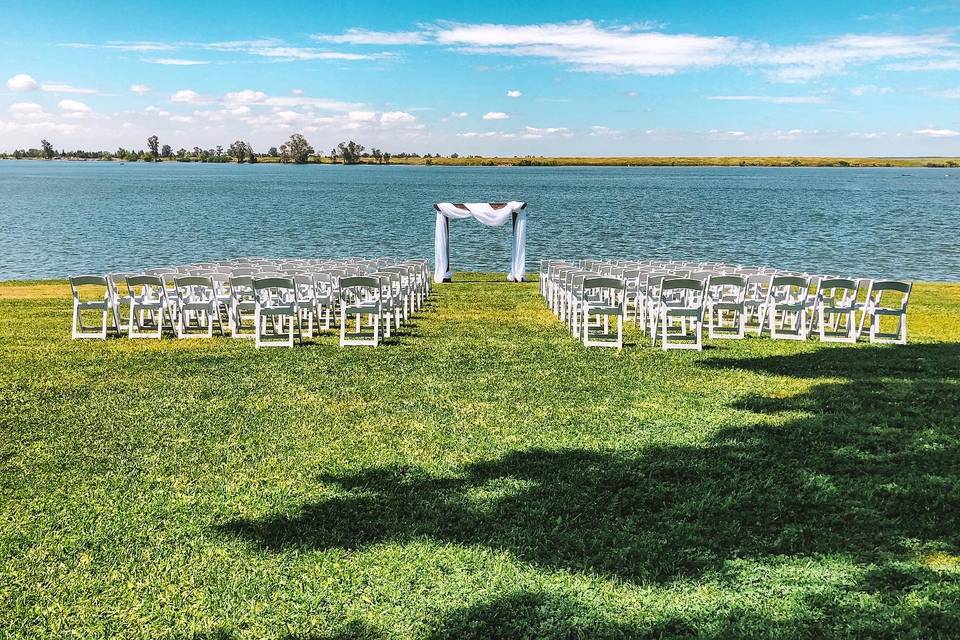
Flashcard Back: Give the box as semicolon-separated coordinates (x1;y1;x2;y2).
426;591;649;640
219;343;960;586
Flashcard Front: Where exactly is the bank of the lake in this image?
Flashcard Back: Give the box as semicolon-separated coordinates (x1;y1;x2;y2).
4;155;960;167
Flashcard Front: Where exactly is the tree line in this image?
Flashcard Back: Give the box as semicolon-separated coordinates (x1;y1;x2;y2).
0;134;452;164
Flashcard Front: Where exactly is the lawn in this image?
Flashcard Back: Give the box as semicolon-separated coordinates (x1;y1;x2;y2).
2;275;958;639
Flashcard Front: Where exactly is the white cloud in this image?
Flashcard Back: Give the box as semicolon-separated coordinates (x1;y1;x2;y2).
523;126;567;135
130;84;151;94
61;40;175;52
7;74;39;91
170;89;213;104
930;88;960;99
760;33;958;82
709;129;746;139
144;58;210;66
435;20;738;75
451;111;469;117
41;82;97;94
5;73;97;94
347;110;377;122
58;99;91;112
8;102;44;114
521;126;569;139
708;95;826;104
243;46;383;61
223;90;268;105
589;125;620;137
884;59;960;72
380;111;416;124
431;21;960;80
849;84;891;96
105;41;175;52
457;131;516;138
482;111;509;120
506;89;522;98
312;29;428;45
914;128;960;137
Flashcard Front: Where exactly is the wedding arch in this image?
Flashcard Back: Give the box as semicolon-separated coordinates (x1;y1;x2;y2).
433;201;528;283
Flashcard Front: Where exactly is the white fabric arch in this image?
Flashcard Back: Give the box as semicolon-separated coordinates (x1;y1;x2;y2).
433;201;527;283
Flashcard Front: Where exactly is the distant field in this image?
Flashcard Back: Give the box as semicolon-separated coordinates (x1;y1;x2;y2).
5;156;960;168
389;156;960;168
2;276;958;638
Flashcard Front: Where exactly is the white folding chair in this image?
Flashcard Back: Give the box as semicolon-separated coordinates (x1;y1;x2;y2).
763;276;810;340
861;280;912;344
253;277;301;348
814;278;860;343
581;276;626;348
705;275;747;340
127;275;172;339
651;277;706;351
228;275;257;339
743;274;773;336
339;276;382;347
70;276;115;339
174;276;224;338
107;273;133;336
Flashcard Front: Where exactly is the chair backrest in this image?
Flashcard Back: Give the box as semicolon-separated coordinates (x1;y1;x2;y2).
707;275;746;288
870;280;912;310
706;275;746;303
228;276;255;303
174;275;214;289
339;276;380;291
70;275;110;302
583;276;625;292
770;275;810;304
661;277;705;292
127;274;164;300
818;278;858;304
253;277;295;292
293;274;316;292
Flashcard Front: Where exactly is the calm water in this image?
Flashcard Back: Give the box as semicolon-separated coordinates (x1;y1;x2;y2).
1;161;958;280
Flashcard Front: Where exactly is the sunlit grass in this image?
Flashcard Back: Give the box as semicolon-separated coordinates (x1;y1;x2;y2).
2;275;958;638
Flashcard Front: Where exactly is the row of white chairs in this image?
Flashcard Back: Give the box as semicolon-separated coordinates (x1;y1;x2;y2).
540;259;913;350
70;257;432;348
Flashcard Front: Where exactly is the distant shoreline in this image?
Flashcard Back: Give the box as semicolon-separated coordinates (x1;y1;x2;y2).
2;156;958;168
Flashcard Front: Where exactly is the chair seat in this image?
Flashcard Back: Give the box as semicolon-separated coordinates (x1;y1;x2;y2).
821;304;857;314
77;301;109;310
181;301;216;311
585;304;622;316
259;304;297;315
709;302;744;311
664;307;701;318
345;304;380;314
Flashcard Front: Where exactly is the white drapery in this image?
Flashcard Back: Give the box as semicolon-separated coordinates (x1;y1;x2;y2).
433;201;527;283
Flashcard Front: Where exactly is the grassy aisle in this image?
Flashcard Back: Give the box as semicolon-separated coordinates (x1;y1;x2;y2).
2;275;959;639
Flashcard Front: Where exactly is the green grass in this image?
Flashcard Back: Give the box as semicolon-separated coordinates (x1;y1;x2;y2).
2;275;958;639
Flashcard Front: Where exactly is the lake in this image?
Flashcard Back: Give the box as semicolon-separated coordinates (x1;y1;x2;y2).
1;161;958;281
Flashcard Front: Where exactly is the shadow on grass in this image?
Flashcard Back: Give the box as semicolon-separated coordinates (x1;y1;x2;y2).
219;343;960;630
182;592;654;639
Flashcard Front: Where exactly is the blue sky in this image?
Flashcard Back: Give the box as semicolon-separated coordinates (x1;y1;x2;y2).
2;0;960;155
